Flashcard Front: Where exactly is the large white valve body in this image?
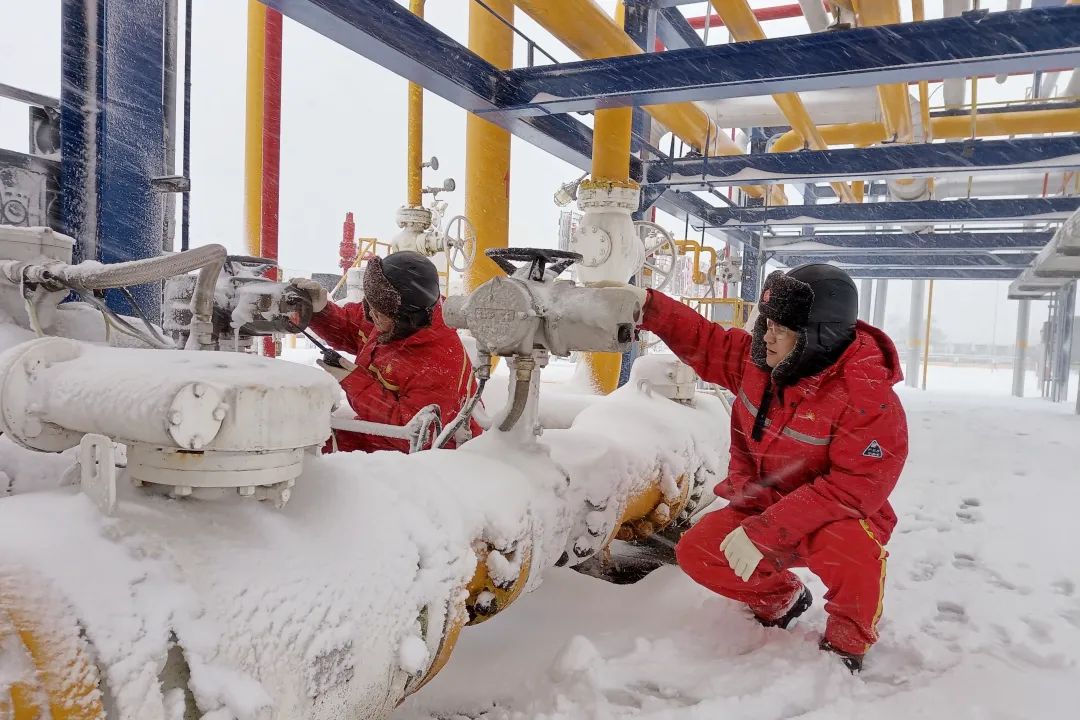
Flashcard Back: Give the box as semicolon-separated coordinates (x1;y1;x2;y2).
569;184;645;285
0;338;338;495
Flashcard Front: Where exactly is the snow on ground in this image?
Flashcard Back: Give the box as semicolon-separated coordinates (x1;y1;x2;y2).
398;373;1080;720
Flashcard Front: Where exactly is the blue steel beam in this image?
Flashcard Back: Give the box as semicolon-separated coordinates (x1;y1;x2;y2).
766;232;1052;251
773;253;1037;267
695;197;1080;227
61;0;166;316
490;8;1080;116
655;7;704;51
651;137;1080;188
264;0;612;176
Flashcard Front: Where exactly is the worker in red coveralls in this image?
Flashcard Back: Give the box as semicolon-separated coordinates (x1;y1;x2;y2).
630;264;907;672
288;251;481;453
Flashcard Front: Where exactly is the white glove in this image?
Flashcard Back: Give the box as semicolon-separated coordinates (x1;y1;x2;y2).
316;355;356;383
589;281;648;311
289;278;329;313
719;526;764;582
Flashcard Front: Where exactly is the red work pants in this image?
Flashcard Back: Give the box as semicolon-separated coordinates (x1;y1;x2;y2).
675;507;888;655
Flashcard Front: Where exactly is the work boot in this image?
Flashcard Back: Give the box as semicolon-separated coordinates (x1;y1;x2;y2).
819;638;864;674
755;586;813;630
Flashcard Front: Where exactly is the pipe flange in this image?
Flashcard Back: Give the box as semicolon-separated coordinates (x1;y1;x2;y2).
576;184;641;212
568;226;613;267
395;205;433;231
166;383;226;450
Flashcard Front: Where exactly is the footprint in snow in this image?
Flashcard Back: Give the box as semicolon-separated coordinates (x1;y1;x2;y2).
909;558;940;582
1051;578;1076;597
935;601;968;624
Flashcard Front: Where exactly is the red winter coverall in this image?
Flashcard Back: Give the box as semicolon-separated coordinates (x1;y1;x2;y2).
308;301;481;453
643;290;908;654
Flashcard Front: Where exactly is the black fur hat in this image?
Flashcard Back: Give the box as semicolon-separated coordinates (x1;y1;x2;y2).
363;251;441;341
750;265;858;384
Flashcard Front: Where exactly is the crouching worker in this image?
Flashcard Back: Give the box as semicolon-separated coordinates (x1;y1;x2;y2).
626;264;908;672
288;251;481;453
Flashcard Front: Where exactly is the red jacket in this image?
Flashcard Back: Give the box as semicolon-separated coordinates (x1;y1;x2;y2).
643;290;908;559
308;300;481;453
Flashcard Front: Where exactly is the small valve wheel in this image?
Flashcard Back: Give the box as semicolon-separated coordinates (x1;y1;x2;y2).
444;215;478;272
634;221;679;293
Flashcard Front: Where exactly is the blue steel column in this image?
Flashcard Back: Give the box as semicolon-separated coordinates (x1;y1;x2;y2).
61;0;167;317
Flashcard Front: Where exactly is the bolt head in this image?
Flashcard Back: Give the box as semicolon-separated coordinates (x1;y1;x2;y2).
189;435;204;450
212;406;226;421
168;410;182;425
192;383;205;398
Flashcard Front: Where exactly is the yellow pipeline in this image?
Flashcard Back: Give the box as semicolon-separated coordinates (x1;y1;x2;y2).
0;569;106;719
407;0;426;206
675;239;718;285
243;0;267;256
464;0;515;293
769;108;1080;153
585;0;635;396
509;0;768;200
852;0;914;143
709;0;857;203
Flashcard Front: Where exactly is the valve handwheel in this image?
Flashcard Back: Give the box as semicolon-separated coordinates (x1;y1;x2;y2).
634;221;679;293
485;248;583;281
444;215;478;272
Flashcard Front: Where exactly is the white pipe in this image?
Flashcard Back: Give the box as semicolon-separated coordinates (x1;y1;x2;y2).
907;280;926;388
943;0;972;107
797;0;830;32
934;171;1080;199
1013;299;1031;398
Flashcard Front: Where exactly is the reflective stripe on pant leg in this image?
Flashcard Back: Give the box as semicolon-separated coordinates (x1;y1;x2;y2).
805;519;888;655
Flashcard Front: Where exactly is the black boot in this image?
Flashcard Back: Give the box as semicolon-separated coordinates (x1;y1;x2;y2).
819;639;864;674
755;586;813;630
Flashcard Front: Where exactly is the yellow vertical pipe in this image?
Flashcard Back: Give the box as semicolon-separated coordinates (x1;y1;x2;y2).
586;1;634;395
708;0;856;203
852;0;914;143
407;0;425;207
243;0;267;256
465;0;515;293
592;108;633;182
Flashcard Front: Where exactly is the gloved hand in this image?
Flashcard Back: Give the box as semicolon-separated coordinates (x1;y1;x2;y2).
719;526;764;581
588;281;648;311
288;278;329;313
316;355;356;383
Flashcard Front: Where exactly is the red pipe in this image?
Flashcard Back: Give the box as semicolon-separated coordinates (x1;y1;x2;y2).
686;3;807;29
655;2;816;50
261;9;283;357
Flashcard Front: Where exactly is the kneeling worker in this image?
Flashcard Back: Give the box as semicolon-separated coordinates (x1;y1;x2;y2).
289;251;481;453
623;264;908;672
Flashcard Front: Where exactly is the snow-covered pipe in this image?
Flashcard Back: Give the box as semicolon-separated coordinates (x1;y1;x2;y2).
0;360;729;719
5;244;227;350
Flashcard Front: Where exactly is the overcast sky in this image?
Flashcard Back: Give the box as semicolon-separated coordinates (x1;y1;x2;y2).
0;0;1062;346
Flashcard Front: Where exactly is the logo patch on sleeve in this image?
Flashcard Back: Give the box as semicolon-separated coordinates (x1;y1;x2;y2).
862;440;884;459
